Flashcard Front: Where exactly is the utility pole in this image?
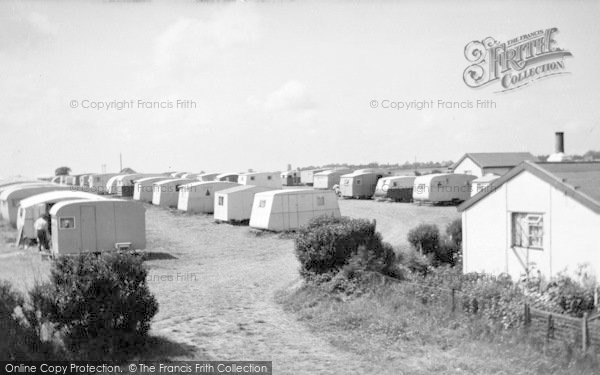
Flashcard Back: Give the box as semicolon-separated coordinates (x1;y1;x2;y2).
119;153;123;172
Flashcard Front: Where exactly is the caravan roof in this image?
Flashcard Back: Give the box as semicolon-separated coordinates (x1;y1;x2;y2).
19;191;103;209
0;183;65;201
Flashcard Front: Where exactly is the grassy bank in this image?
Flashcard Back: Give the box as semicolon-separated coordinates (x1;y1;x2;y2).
276;278;599;375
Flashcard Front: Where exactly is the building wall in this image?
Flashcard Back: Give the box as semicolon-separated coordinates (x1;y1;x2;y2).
453;157;483;177
463;170;600;280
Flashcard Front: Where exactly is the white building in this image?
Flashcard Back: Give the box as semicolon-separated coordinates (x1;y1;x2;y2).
459;161;600;280
451;152;536;178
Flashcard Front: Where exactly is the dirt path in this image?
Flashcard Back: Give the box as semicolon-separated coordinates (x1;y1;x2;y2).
145;205;398;374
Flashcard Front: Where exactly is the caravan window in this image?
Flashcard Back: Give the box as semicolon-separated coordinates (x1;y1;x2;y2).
512;213;544;249
267;176;272;180
356;179;361;185
59;217;75;230
251;176;255;181
218;196;224;206
316;196;325;206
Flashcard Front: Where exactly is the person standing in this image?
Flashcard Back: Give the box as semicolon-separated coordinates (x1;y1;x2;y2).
34;214;50;252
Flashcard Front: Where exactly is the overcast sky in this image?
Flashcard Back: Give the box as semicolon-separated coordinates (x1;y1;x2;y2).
1;0;599;178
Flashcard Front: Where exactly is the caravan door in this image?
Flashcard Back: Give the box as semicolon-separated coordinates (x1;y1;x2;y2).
80;206;97;252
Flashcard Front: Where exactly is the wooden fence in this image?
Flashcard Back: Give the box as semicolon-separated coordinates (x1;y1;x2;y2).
388;277;600;352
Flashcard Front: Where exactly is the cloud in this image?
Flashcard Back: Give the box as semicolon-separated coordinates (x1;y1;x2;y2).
264;81;315;112
0;11;58;53
154;6;260;72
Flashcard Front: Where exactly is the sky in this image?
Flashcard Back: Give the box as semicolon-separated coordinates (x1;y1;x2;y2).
1;0;599;178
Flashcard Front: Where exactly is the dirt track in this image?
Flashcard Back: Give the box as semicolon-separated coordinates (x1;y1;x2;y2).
0;199;458;374
144;200;458;374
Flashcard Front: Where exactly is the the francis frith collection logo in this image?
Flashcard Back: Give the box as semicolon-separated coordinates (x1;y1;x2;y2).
463;28;572;92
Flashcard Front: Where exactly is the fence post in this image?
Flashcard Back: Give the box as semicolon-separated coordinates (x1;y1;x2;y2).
546;314;554;342
582;312;589;352
451;288;456;313
524;303;531;325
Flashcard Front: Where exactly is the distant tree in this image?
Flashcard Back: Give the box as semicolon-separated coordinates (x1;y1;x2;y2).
584;150;600;160
54;167;71;176
120;167;136;174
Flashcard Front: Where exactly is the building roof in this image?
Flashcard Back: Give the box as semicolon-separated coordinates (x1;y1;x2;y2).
472;173;500;183
458;161;600;214
452;152;537;170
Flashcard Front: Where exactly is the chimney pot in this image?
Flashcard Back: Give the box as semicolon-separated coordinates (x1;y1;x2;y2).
555;132;565;154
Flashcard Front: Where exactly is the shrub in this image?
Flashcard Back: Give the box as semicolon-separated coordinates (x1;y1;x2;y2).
407;224;440;255
295;216;398;282
446;218;462;248
397;249;432;276
39;253;158;360
0;281;58;360
525;273;595;317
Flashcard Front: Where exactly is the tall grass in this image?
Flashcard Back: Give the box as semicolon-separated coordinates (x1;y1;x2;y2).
277;277;600;375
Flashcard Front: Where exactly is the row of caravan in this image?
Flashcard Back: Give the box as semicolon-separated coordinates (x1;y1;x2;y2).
330;168;493;204
131;176;341;232
0;180;146;257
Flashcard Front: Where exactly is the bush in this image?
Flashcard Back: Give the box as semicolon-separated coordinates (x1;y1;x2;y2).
446;218;462;248
407;224;439;255
295;216;399;282
0;281;58;360
39;253;158;360
397;249;432;276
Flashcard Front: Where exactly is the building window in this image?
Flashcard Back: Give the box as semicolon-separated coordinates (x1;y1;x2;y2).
356;179;361;185
259;200;266;208
251;176;255;181
512;213;544;249
218;196;224;206
267;176;272;180
316;196;325;206
59;217;75;230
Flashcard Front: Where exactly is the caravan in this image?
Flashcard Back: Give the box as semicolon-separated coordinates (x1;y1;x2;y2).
133;177;172;202
238;172;281;189
249;189;340;231
196;173;220;182
88;173;118;194
0;184;72;226
215;173;240;183
373;176;416;201
16;191;104;243
313;169;352;189
177;181;239;213
413;173;476;204
300;169;327;186
281;170;301;186
214;185;273;223
339;169;393;199
152;178;196;208
115;174;158;197
49;199;146;256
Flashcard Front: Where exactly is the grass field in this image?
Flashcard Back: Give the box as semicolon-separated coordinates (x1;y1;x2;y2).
7;198;581;374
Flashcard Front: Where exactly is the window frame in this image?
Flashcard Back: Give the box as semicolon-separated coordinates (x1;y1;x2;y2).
59;217;76;230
